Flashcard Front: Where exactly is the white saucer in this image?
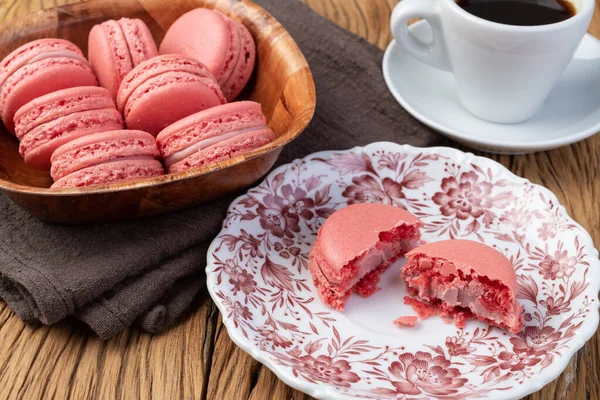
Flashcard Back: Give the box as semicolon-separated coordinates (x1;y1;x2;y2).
383;21;600;154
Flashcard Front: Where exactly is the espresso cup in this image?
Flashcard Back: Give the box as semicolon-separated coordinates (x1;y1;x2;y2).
390;0;594;123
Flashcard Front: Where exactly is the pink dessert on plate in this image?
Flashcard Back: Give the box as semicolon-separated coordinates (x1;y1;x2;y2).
308;203;423;311
401;239;524;333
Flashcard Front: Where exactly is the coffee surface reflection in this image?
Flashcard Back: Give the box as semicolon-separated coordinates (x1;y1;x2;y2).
456;0;577;26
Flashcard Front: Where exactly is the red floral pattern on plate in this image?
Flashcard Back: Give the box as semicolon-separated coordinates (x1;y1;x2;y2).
207;144;599;400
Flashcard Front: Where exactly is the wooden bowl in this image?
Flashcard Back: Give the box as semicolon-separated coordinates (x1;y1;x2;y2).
0;0;315;224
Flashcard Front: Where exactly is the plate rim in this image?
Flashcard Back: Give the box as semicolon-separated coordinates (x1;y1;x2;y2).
206;142;600;400
382;23;600;153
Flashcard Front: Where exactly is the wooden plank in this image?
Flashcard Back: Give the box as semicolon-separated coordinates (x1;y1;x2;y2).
0;297;217;400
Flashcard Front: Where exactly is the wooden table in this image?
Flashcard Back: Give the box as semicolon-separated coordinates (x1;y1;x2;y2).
0;0;598;399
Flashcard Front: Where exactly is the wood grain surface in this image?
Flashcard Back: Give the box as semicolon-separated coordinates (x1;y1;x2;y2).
0;0;599;399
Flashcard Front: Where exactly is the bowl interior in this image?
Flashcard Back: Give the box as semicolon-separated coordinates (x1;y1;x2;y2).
0;0;314;193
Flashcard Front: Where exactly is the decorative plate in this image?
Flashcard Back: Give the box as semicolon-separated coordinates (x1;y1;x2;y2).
206;142;599;399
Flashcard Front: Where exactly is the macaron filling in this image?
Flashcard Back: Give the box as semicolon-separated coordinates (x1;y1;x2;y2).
163;125;267;168
315;224;420;291
73;154;157;170
28;50;87;65
408;261;514;321
319;237;419;291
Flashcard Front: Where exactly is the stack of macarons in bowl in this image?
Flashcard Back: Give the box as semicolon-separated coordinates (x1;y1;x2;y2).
0;1;315;223
2;9;267;188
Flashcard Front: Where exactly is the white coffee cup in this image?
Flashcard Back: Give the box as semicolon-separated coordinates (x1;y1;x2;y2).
390;0;594;123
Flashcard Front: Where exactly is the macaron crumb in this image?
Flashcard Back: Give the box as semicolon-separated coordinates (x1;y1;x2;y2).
393;316;419;328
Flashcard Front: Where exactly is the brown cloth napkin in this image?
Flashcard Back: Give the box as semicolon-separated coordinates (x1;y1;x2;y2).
0;0;446;339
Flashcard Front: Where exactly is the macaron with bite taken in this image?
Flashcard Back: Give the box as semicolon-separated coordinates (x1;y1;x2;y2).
402;240;524;333
88;18;158;98
51;129;163;188
14;86;123;170
0;39;98;133
159;8;256;101
156;101;275;173
117;54;226;136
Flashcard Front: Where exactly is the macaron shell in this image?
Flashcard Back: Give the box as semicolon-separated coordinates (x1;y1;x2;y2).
124;72;226;136
51;158;164;188
158;8;230;79
221;20;256;101
0;39;84;88
217;16;242;88
1;58;98;133
14;86;115;139
116;55;219;112
88;22;132;98
118;18;158;66
317;203;423;270
20;108;123;170
168;128;275;173
405;240;518;291
51;130;159;180
157;101;267;158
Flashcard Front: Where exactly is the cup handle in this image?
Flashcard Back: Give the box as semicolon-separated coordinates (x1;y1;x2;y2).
390;0;451;72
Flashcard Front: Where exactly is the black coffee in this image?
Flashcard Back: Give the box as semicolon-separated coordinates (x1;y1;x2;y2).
456;0;577;26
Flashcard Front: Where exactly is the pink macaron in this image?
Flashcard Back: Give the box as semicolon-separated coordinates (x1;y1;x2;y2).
402;240;524;333
88;18;158;98
14;86;123;170
156;101;275;173
51;129;164;188
116;54;226;136
159;8;256;101
0;39;98;133
308;203;423;311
